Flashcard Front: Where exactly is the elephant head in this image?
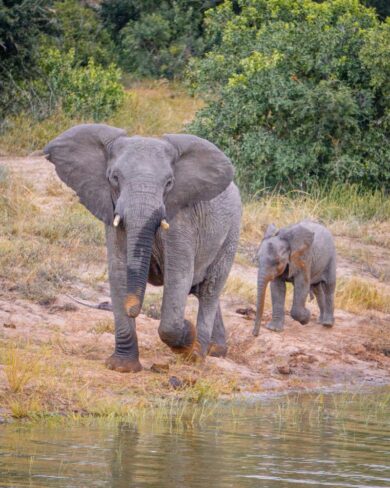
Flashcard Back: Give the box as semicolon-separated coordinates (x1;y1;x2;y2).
44;124;234;318
253;222;314;336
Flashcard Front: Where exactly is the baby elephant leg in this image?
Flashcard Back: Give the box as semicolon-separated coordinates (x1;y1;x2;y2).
321;281;335;327
290;274;311;325
312;283;326;324
266;278;286;332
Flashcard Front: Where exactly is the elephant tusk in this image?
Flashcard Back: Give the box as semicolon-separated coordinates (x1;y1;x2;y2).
113;214;121;227
160;219;170;231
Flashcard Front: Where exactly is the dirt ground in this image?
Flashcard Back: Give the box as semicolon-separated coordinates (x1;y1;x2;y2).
0;155;389;417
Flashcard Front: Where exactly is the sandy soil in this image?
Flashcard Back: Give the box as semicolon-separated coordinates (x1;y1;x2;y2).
0;156;389;415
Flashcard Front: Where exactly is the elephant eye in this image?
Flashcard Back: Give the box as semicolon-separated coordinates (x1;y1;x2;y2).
110;173;120;188
165;177;174;192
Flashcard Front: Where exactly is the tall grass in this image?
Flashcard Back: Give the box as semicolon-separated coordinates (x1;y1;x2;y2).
4;348;41;393
241;183;390;244
336;277;390;314
0;166;105;303
0;82;203;156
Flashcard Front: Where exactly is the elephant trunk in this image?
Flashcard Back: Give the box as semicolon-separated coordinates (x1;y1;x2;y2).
124;202;162;318
253;269;271;337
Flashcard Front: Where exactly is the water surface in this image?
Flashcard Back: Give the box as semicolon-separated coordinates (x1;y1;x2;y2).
1;390;389;487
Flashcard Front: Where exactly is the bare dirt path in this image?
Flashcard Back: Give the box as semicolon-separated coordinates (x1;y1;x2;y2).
0;155;389;417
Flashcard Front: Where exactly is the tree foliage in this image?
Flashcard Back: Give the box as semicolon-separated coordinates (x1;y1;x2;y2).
0;0;122;124
0;0;53;120
50;0;116;67
100;0;222;78
189;0;390;192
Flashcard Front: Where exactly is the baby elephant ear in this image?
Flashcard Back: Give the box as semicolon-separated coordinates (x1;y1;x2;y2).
44;124;126;225
263;223;278;239
162;134;234;218
279;224;314;278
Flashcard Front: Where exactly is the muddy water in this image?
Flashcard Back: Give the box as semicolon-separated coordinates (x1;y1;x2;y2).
0;390;389;488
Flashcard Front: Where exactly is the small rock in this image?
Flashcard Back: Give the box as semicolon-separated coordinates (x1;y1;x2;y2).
3;323;16;329
168;376;183;389
151;363;169;374
235;307;256;320
277;364;291;375
350;344;366;355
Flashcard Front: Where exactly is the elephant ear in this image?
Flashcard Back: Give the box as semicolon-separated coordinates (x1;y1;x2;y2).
263;223;278;239
279;224;314;278
44;124;126;225
162;134;234;218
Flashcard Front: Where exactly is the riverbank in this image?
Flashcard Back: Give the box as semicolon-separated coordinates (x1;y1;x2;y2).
0;83;389;421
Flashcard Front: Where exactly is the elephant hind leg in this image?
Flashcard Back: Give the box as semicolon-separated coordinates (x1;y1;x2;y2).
312;282;326;324
208;302;228;357
195;228;238;357
321;281;335;327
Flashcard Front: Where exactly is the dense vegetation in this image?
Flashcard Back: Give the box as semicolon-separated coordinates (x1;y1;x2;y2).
100;0;222;78
189;0;390;191
0;0;122;124
1;0;389;193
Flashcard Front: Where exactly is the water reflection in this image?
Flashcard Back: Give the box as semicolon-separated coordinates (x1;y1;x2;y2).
0;391;389;487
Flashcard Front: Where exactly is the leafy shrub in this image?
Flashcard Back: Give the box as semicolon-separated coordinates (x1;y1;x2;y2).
21;48;124;121
189;0;390;193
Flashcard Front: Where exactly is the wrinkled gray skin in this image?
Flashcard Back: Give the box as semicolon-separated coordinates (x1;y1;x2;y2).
44;124;241;372
253;220;336;335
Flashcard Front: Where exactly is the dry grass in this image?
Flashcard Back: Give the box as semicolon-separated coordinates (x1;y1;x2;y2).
3;348;41;393
336;277;390;314
0;336;229;421
241;185;390;246
90;319;115;335
0;81;203;156
142;290;163;319
223;275;257;304
0;166;105;303
110;82;203;137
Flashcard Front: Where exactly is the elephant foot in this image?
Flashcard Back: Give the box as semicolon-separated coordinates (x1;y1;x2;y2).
319;315;334;328
165;320;197;356
291;308;311;325
265;321;284;332
105;354;142;373
208;343;228;357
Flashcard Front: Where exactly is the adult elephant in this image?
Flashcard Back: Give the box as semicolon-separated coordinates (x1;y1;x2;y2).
44;124;241;372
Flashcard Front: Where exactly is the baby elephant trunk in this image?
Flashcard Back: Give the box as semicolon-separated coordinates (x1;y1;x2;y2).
253;269;271;337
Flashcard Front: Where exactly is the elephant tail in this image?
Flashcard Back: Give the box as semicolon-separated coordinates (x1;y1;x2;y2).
65;294;112;311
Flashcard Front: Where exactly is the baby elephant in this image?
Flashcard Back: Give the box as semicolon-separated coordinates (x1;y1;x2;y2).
253;220;336;335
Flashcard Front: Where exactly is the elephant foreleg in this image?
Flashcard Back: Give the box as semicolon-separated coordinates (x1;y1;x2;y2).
290;273;311;325
105;226;142;373
158;229;196;357
266;278;286;332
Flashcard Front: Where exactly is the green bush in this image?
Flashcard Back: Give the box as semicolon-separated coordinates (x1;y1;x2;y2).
189;0;390;193
32;48;124;120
